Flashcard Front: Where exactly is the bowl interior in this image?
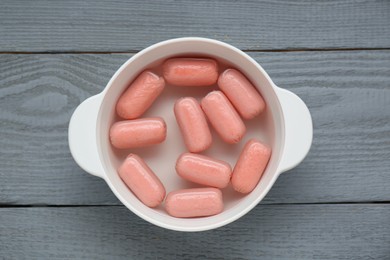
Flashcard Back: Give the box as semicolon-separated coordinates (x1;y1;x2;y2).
97;38;284;231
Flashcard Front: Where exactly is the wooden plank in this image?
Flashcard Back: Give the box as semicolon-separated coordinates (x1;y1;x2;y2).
0;205;389;259
1;0;390;52
0;51;389;205
259;50;390;204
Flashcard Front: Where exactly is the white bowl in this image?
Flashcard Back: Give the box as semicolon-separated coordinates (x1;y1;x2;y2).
68;37;313;232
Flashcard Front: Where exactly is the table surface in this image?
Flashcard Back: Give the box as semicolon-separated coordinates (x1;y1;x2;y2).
1;0;389;259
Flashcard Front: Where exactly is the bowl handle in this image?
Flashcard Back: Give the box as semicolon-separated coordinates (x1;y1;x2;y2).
68;94;105;179
276;87;313;173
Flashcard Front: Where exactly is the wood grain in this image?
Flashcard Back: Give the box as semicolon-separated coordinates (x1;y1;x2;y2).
0;51;389;205
1;0;390;52
0;205;389;259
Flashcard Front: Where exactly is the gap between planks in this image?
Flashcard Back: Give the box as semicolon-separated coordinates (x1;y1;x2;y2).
1;201;389;208
0;47;389;55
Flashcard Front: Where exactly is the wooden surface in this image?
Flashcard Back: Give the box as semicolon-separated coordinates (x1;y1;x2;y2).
0;0;389;259
1;51;389;206
1;0;390;52
1;205;389;259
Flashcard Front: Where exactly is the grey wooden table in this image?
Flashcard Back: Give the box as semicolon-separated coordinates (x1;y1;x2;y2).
1;1;389;259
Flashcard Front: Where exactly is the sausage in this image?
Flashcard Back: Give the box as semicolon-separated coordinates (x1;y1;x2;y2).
231;139;271;193
118;154;166;207
110;118;166;149
201;91;246;144
218;69;265;119
163;58;218;87
116;70;165;119
176;153;231;188
174;97;212;152
165;188;223;218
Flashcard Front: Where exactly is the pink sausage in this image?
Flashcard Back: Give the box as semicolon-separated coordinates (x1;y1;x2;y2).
165;188;223;218
116;70;165;119
218;69;265;119
163;58;218;87
231;139;271;194
118;154;166;207
201;91;246;144
110;118;166;149
176;153;232;188
174;97;212;152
